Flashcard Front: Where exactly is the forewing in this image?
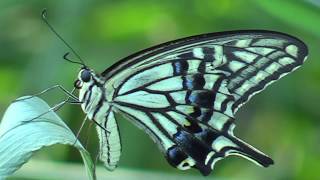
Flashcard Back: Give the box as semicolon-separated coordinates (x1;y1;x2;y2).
104;31;308;175
220;36;308;112
107;31;308;113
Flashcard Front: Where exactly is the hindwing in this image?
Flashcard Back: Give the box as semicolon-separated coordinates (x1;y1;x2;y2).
96;110;121;170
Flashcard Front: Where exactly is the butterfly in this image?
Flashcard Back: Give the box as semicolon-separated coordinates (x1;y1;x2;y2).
70;30;308;176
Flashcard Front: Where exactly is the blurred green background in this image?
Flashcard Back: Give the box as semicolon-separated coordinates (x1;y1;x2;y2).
0;0;319;179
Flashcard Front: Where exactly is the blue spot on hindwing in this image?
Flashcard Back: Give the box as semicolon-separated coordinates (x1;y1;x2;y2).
186;78;193;88
173;61;189;75
173;130;212;176
184;74;205;89
187;91;215;108
195;129;219;145
188;94;197;103
166;146;188;167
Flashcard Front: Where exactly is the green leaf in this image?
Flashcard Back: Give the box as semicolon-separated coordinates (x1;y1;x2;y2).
0;96;96;180
254;0;320;37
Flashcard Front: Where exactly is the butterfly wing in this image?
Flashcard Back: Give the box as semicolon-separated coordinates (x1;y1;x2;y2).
96;110;121;170
103;30;308;175
222;36;308;112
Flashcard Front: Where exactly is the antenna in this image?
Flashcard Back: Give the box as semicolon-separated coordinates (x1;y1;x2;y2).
63;52;85;66
41;9;86;66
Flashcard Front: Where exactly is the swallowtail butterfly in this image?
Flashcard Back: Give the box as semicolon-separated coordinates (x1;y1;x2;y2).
73;30;307;175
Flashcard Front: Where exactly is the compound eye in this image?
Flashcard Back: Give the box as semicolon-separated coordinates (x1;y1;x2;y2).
80;69;91;82
74;79;82;89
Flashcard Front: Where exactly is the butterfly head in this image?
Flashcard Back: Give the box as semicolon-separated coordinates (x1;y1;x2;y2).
74;67;106;115
74;67;105;89
74;67;94;89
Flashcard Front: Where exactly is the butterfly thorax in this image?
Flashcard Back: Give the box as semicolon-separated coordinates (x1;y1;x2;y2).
75;68;111;123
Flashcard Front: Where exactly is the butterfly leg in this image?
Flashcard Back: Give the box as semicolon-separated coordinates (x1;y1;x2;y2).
18;87;80;124
19;98;68;124
14;84;79;103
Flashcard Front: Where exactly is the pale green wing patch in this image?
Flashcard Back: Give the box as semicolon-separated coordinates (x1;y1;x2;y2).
0;96;95;180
